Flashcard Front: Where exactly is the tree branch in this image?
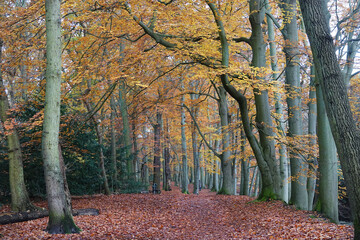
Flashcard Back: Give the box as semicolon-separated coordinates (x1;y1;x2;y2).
265;12;288;39
232;37;251;45
182;104;221;158
122;3;176;49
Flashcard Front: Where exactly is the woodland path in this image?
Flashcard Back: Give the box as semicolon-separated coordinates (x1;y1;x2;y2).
0;185;353;239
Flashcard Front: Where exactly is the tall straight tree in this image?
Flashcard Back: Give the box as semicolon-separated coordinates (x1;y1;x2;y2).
300;0;360;237
0;40;35;212
119;82;133;177
279;0;307;210
190;93;200;195
307;68;317;211
42;0;79;233
266;0;288;202
180;95;189;194
153;110;162;189
316;83;339;223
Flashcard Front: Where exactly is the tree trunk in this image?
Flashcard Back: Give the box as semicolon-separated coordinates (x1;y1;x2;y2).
153;111;162;189
42;0;79;233
266;1;289;202
110;96;118;191
0;208;99;225
132;120;139;181
180;95;189;194
300;0;360;236
119;82;133;177
218;87;234;195
316;84;339;223
248;0;281;199
307;69;317;211
164;118;171;191
280;0;308;210
191;101;200;195
240;130;249;195
0;42;34;211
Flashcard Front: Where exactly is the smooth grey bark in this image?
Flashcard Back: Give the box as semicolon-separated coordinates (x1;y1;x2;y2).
164;118;172;191
248;0;281;198
316;84;339;223
110;96;118;191
0;40;35;212
266;1;288;202
191;93;200;195
200;150;205;189
42;0;79;233
240;130;249;195
119;83;133;177
153;111;162;189
132;120;139;181
58;144;72;211
212;139;220;192
251;167;259;197
140;130;149;186
232;127;238;195
300;0;360;237
342;29;359;87
218;87;234;195
180;95;189;193
279;0;308;210
307;69;317;211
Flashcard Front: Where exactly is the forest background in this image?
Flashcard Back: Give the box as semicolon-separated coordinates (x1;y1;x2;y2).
0;0;359;237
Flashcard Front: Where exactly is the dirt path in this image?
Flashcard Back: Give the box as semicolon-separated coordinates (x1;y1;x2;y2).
0;186;353;239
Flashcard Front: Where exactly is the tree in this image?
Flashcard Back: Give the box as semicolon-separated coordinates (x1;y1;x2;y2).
266;0;289;202
316;83;338;223
300;0;360;237
42;0;79;233
152;110;162;189
180;94;189;194
279;0;308;210
0;39;35;212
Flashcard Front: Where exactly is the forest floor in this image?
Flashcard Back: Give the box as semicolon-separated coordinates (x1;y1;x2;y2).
0;185;354;239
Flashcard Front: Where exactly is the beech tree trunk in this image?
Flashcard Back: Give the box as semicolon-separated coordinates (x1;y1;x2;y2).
248;0;281;199
266;2;289;202
280;0;308;210
119;83;133;177
218;87;234;195
240;130;249;195
153;111;162;189
191;94;200;195
307;69;317;211
316;84;339;223
42;0;79;233
164;118;171;191
180;95;189;194
300;0;360;237
0;40;35;212
110;96;118;190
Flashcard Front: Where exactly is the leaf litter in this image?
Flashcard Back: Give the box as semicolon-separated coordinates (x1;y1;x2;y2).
0;185;353;239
